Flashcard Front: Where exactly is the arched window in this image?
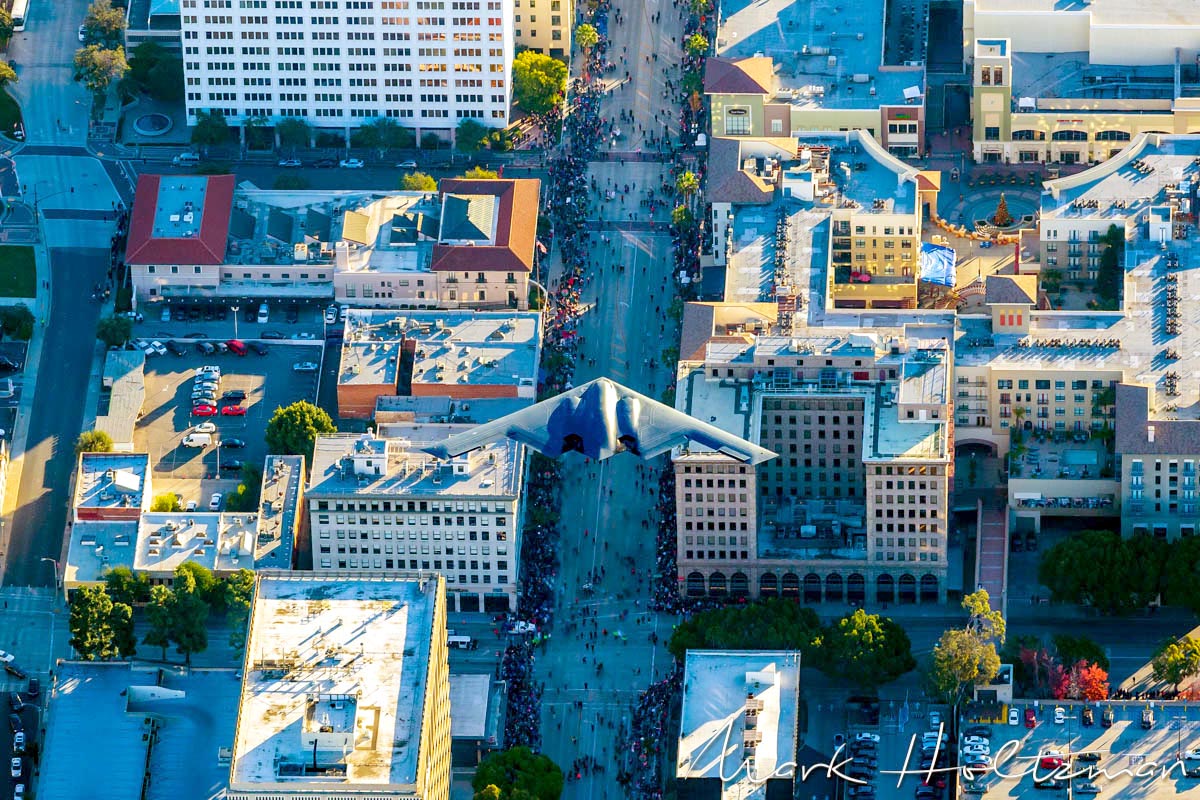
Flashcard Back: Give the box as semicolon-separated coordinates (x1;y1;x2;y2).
1052;129;1088;142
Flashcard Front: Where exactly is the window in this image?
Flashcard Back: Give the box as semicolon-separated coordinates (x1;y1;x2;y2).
984;126;1000;141
724;107;750;135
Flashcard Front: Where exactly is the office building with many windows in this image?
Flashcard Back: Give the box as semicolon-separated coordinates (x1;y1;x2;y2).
179;0;513;140
306;428;525;613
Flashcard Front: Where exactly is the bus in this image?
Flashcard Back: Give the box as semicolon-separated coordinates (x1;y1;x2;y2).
11;0;28;31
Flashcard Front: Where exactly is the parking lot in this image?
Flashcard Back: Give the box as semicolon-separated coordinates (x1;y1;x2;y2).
966;701;1200;799
133;342;322;509
130;298;330;343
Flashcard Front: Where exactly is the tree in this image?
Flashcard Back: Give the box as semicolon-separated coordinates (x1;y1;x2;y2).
962;589;1006;645
574;23;599;53
462;166;499;179
0;8;13;42
104;566;150;606
73;45;129;95
671;205;694;228
822;609;915;689
0;62;16;90
1052;634;1110;671
401;172;438;191
145;56;184;102
128;40;166;85
109;601;137;659
1151;636;1200;693
675;170;699;198
1039;529;1167;614
224;462;263;512
1076;661;1110;701
684;33;709;59
421;132;444;150
144;585;173;660
191;109;230;148
265;400;336;459
512;50;568;115
75;430;114;455
273;174;310;190
175;562;218;607
0;305;33;340
83;0;127;46
927;628;1001;703
276;117;311;149
170;567;210;665
456;119;490;154
353;117;415;154
992;193;1013;227
1167;535;1200;613
667;598;825;660
688;0;711;14
475;785;503;800
224;569;255;651
96;314;132;347
471;746;564;800
1095;223;1123;304
150;492;182;512
68;585;116;660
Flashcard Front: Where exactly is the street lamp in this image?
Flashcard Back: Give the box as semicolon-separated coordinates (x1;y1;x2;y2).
41;557;61;602
231;305;239;340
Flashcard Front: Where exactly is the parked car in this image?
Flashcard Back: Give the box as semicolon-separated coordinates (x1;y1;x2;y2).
165;340;185;356
294;331;317;340
226;339;247;356
220;460;243;472
262;330;285;340
1054;706;1066;725
293;361;319;372
278;158;302;167
286;305;300;323
1187;766;1200;779
855;733;881;743
221;438;246;449
1074;781;1100;794
1025;707;1038;728
193;404;218;417
1009;707;1020;726
963;745;990;758
1142;707;1155;728
6;694;18;711
7;714;20;733
12;732;23;754
209;493;223;510
397;159;418;168
222;390;247;401
0;651;15;665
339;158;365;168
10;757;19;778
1102;707;1114;727
78;24;87;41
324;306;339;324
184;500;198;512
13;783;22;799
962;782;986;795
1040;757;1065;770
963;726;992;738
929;711;942;729
1010;535;1023;552
314;158;337;168
252;342;269;355
1026;531;1038;550
963;736;989;747
195;341;215;355
149;341;168;356
1034;778;1067;790
196;365;221;378
194;422;217;434
221;405;246;416
1082;707;1094;726
833;733;845;750
160;306;171;322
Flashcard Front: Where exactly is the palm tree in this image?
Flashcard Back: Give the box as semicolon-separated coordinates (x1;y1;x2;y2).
675;170;699;201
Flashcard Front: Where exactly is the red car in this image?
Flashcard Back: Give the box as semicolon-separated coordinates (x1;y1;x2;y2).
220;405;246;416
1025;708;1037;728
1040;757;1064;770
193;404;218;417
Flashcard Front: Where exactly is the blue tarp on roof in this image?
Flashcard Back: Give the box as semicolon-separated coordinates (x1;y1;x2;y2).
919;242;956;287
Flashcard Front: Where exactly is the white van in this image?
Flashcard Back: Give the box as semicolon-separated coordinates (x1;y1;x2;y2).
256;303;269;324
172;152;201;166
181;433;212;448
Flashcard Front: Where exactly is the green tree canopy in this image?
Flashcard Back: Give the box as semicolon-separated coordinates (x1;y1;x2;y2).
96;314;132;347
821;609;916;689
144;584;174;660
150;492;182;512
471;746;564;800
401;171;438;191
462;166;499;179
0;305;32;340
191;109;231;147
0;8;13;42
83;0;127;47
75;429;113;455
675;170;699;197
127;40;166;84
175;562;218;607
1152;636;1200;692
574;23;599;52
170;567;210;665
265;400;336;459
68;585;117;660
224;569;256;652
1165;534;1200;613
456;119;490;154
73;45;128;95
104;566;150;606
224;461;263;512
684;33;709;58
667;598;824;661
109;601;137;659
145;56;183;101
512;51;567;115
927;627;1001;702
276;117;311;149
0;62;17;89
1038;529;1167;614
671;205;694;229
273;174;310;190
1052;634;1110;671
962;588;1006;644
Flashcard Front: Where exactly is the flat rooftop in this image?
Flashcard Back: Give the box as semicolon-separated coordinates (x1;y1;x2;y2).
1010;51;1181;106
95;349;146;447
374;395;533;425
973;0;1200;27
136;512;258;575
64;520;139;586
716;0;924;108
152;176;207;239
226;188;440;272
75;453;149;512
676;650;801;792
1041;134;1200;223
338;309;541;390
255;455;302;570
231;574;441;791
308;428;523;498
40;664;240;800
449;674;491;740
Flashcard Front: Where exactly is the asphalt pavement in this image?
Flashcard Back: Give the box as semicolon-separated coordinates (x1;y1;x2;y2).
3;247;108;587
6;0;92;146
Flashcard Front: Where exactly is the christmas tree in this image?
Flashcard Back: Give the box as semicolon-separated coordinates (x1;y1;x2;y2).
993;193;1013;227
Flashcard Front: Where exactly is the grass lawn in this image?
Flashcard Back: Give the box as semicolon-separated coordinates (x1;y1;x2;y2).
0;246;37;298
0;90;22;138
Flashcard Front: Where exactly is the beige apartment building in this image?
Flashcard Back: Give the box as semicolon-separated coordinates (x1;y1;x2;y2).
513;0;572;59
307;428;525;613
674;313;952;606
964;0;1200;163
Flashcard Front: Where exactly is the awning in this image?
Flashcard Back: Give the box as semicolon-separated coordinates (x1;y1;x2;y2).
919;242;956;287
1013;492;1043;500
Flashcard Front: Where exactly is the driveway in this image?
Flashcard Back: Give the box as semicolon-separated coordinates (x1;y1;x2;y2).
7;0;93;146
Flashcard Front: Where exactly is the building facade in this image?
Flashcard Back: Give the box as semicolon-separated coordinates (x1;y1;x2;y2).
179;0;513;139
512;0;570;58
307;429;526;612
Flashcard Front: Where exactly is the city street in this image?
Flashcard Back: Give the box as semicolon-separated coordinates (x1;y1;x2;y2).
7;0;93;145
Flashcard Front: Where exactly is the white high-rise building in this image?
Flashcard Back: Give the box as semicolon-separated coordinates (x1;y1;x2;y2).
179;0;513;140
